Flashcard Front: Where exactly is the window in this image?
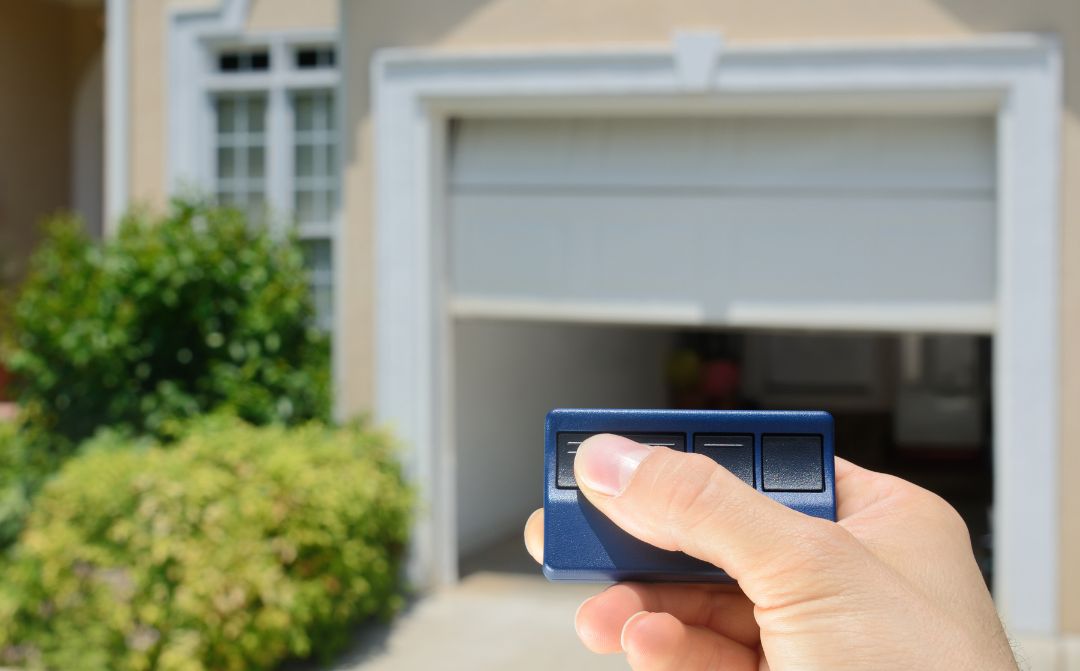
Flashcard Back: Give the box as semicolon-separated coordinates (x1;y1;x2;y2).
302;240;333;332
218;49;270;72
295;47;335;70
293;90;337;332
293;91;337;228
208;43;339;333
214;93;267;222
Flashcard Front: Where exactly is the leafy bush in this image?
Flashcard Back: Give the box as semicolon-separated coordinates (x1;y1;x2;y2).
0;423;23;544
0;419;60;550
2;200;329;445
0;417;412;671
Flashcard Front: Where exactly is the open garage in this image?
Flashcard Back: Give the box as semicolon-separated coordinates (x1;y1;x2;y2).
372;38;1060;640
447;114;997;576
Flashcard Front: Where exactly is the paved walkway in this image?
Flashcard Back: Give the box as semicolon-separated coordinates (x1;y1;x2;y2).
327;534;627;671
332;572;626;671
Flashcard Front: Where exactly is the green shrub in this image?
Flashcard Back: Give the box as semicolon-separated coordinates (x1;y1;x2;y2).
0;416;412;671
0;419;60;551
2;200;329;445
0;422;33;549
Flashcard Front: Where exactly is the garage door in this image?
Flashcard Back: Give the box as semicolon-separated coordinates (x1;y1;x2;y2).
448;116;996;332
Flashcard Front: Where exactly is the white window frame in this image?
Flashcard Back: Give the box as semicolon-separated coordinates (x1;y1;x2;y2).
371;32;1062;645
168;0;344;408
104;0;130;234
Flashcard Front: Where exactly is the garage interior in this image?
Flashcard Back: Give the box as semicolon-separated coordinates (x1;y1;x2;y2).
454;321;994;586
447;112;996;586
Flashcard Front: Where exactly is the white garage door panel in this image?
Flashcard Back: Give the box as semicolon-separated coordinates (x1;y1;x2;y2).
452;117;995;193
449;117;996;331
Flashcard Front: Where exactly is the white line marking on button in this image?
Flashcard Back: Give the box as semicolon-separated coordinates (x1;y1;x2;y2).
703;443;746;447
567;439;677;447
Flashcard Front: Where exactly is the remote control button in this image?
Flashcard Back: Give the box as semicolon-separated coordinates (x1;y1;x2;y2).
762;435;824;492
556;432;685;489
694;434;754;486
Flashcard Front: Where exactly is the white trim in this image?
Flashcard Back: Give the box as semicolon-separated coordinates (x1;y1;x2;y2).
450;297;707;326
203;70;339;93
266;38;291;228
993;35;1063;639
331;6;347;424
104;0;130;233
449;298;997;334
673;31;725;90
372;33;1062;638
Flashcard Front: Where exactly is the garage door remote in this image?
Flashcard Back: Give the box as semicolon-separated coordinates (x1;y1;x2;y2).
543;408;836;582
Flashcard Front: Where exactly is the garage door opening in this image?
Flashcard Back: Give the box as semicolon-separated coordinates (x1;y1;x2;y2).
454;319;994;586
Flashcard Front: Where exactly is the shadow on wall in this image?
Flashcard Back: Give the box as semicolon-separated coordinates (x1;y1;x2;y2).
0;1;104;284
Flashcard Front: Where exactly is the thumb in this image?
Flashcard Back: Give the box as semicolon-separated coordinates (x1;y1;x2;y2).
574;433;857;605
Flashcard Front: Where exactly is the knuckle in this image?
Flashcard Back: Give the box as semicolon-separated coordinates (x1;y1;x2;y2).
803;517;858;555
911;486;970;533
927;493;971;539
895;485;973;548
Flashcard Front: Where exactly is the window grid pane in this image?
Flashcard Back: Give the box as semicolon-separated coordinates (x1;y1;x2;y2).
296;47;336;70
214;93;268;223
291;90;336;226
301;239;333;332
218;50;271;73
292;89;337;332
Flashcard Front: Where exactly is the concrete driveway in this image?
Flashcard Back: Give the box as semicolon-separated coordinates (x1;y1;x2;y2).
331;572;627;671
325;532;628;671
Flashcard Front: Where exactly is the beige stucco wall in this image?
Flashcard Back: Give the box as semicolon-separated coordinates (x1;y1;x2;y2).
338;0;1080;633
129;0;168;208
0;1;102;286
247;0;338;32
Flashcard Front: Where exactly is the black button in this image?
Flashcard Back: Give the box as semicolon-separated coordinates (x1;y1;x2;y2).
694;434;754;486
556;433;685;489
762;435;824;492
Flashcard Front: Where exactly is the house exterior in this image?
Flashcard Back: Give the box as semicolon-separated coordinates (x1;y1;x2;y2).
2;0;1079;667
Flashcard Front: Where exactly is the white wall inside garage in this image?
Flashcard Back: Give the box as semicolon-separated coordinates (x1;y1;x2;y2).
453;320;673;557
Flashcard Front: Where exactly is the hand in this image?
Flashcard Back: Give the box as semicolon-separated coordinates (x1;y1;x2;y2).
523;433;1016;670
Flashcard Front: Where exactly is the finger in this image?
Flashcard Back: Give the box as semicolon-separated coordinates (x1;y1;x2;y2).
621;611;759;671
524;508;543;564
834;457;902;520
574;434;859;605
576;582;758;653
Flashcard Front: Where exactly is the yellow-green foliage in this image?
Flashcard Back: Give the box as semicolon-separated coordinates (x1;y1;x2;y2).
0;417;412;671
0;417;60;550
0;420;35;548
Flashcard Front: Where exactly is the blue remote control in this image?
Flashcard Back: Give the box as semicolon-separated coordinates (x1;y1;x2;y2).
543;408;836;582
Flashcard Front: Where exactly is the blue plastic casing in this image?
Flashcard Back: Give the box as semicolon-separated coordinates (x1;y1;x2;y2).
543;408;836;582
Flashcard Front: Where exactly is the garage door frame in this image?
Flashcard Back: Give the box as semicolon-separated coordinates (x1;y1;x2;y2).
370;33;1062;638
